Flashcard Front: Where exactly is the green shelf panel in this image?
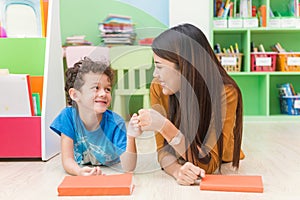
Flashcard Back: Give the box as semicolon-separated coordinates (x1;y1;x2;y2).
60;0;167;46
0;38;46;76
213;30;248;53
251;30;300;52
269;74;300;115
252;0;267;8
231;74;267;116
270;0;296;16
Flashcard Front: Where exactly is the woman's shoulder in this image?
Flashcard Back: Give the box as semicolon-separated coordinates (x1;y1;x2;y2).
222;84;239;106
224;84;238;98
150;78;163;94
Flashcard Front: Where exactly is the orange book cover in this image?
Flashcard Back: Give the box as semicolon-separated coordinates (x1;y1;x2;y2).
57;173;134;196
29;76;43;110
200;174;263;193
259;5;266;27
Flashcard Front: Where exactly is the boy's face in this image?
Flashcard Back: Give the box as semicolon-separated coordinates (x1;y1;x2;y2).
75;72;112;115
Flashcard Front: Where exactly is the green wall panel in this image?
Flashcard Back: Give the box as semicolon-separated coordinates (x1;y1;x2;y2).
60;0;167;46
0;38;46;76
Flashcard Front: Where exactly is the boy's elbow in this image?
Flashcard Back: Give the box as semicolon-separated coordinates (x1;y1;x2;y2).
122;164;136;172
120;153;137;172
120;159;137;172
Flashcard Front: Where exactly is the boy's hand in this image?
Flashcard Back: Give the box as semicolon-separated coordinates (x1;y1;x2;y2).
79;166;102;176
127;113;142;138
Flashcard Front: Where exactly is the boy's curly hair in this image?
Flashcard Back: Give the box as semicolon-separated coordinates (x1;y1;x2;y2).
64;57;114;106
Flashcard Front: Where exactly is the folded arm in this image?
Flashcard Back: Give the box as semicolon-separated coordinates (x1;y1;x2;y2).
61;134;102;176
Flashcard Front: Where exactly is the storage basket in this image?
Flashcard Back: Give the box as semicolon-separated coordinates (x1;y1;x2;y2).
277;52;300;71
250;52;277;72
279;96;300;115
216;53;242;72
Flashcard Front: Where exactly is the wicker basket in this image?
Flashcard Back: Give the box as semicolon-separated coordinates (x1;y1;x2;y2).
216;53;243;72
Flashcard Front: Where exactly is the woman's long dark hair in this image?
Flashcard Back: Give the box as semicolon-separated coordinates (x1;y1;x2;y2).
151;23;243;170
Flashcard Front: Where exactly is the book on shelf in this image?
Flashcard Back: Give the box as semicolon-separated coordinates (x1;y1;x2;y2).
139;37;154;46
103;14;133;24
98;23;134;34
215;0;223;17
100;33;136;38
65;35;93;46
100;32;136;45
99;14;135;33
200;174;264;193
102;37;134;43
0;73;34;116
289;0;299;16
222;0;232;18
57;173;134;196
32;93;41;116
98;14;136;46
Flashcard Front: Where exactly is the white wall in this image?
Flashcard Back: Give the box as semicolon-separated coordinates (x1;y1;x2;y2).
169;0;211;42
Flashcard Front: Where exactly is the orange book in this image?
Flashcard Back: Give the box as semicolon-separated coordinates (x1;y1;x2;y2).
259;5;266;27
200;174;263;193
57;173;134;196
29;76;43;110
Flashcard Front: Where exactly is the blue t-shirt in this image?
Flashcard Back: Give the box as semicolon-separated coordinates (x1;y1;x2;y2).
50;107;127;166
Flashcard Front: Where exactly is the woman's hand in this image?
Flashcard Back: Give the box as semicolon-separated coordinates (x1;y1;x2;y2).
175;162;205;185
127;113;142;138
78;166;102;176
138;109;167;132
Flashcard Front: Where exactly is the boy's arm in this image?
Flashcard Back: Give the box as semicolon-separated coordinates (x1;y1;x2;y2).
120;136;137;172
120;113;141;172
61;134;101;176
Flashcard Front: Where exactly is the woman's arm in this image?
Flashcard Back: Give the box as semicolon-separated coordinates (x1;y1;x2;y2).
138;109;187;158
160;152;205;185
61;134;101;176
139;109;220;173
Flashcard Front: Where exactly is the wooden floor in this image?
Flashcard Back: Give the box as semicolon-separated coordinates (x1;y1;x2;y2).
1;121;300;200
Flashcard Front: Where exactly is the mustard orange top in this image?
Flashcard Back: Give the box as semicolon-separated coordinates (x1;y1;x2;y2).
150;78;245;174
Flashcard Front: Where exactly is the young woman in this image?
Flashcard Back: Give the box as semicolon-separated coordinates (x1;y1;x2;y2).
137;23;245;185
50;57;141;176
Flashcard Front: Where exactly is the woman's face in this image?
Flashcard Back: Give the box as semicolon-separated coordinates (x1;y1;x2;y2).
153;53;181;95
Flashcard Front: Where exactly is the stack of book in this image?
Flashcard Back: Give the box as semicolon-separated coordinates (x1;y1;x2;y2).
64;35;93;46
98;14;136;46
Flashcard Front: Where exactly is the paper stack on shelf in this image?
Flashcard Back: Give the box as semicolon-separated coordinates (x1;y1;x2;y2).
98;14;136;46
64;35;93;46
